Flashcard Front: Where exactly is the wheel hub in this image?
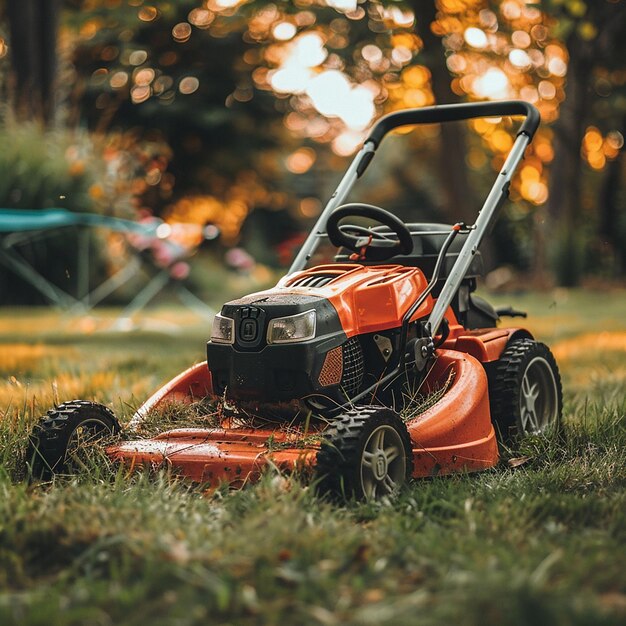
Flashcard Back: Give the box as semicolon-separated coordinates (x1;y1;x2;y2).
519;356;558;434
373;453;388;480
360;424;407;500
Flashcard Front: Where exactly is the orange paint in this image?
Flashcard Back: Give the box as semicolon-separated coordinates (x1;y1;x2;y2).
406;349;498;476
277;263;432;336
442;327;532;363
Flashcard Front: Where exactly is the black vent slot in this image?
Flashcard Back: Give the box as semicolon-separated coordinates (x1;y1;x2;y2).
341;337;364;397
290;274;336;288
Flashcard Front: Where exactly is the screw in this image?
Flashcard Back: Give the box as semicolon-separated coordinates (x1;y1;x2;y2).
421;345;429;358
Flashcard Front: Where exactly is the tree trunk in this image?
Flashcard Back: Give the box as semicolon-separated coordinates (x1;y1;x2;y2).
545;34;593;286
545;1;626;285
7;0;60;123
410;0;476;225
599;133;625;275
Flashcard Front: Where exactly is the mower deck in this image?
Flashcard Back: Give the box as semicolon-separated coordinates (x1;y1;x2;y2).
109;348;499;488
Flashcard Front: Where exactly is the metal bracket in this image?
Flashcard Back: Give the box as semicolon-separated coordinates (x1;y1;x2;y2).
414;337;434;372
373;334;393;362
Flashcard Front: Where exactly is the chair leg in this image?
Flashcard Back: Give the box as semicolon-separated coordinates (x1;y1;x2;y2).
69;255;143;315
111;269;171;330
77;229;91;301
174;284;215;319
0;246;78;309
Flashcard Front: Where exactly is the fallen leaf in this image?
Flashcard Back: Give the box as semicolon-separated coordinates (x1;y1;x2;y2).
508;456;531;468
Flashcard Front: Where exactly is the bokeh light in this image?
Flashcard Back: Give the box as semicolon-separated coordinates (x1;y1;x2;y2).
179;76;200;95
273;22;297;41
285;147;316;174
172;22;192;43
464;27;488;49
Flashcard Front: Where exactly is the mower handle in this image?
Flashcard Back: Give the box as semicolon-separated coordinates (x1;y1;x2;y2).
366;100;540;148
289;100;538;283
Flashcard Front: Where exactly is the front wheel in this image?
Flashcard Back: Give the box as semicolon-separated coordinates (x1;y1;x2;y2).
316;406;412;502
28;401;121;479
488;339;562;441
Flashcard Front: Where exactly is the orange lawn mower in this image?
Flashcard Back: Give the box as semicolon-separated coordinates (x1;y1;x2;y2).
28;101;562;502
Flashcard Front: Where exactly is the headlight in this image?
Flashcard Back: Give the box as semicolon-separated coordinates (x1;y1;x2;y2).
267;310;316;344
210;313;234;344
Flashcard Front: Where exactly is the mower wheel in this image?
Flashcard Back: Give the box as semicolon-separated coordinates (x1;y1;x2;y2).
316;406;412;502
488;339;562;441
28;401;121;480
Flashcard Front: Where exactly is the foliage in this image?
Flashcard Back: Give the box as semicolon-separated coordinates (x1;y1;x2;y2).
0;0;624;295
0;123;102;304
59;0;624;280
538;0;626;284
64;0;296;219
59;0;429;250
0;123;92;213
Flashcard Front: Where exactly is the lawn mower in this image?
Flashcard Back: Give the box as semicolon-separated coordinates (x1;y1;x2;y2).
28;100;562;501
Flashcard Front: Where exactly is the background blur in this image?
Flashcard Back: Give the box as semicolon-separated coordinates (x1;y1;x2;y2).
0;0;624;307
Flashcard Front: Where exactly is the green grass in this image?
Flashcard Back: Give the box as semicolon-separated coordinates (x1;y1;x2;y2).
0;289;625;625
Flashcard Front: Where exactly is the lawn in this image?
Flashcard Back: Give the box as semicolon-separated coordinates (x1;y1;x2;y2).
0;288;624;625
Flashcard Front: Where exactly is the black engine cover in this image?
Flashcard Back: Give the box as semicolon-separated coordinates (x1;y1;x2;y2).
207;293;349;403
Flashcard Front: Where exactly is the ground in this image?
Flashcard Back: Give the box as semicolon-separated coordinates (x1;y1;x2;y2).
0;289;624;625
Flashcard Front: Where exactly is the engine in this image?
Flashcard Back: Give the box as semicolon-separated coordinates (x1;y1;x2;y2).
206;264;431;410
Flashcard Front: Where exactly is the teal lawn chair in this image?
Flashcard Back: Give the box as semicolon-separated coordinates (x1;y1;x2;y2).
0;208;214;322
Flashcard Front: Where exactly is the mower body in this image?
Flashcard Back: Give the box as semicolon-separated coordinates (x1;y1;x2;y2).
110;334;522;486
109;260;530;486
207;264;434;406
33;101;561;500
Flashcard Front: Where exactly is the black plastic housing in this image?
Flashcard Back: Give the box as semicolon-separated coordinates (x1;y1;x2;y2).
207;294;348;402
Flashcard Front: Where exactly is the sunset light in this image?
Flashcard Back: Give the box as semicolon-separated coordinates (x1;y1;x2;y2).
472;68;510;99
464;27;488;49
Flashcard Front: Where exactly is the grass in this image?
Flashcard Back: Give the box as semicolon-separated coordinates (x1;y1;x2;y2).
0;288;625;625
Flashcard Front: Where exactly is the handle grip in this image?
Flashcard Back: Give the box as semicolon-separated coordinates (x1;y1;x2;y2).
366;100;540;147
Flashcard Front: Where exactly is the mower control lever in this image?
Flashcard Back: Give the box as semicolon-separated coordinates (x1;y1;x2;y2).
495;306;528;319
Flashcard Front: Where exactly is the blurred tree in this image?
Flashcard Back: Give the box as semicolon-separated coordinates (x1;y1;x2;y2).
542;0;626;284
599;121;625;273
409;0;476;224
4;0;60;123
64;0;285;219
5;0;621;284
409;0;624;284
62;0;423;240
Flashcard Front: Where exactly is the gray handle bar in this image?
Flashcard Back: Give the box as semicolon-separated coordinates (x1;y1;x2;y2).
366;100;540;147
289;100;539;277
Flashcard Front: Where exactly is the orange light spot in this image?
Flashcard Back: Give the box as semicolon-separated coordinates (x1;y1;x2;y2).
583;127;603;153
285;148;316;174
138;6;158;22
491;130;513;152
172;22;192;43
403;65;430;88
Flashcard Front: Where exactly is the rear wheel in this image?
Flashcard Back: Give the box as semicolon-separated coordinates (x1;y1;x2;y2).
488;339;562;441
316;406;412;501
28;401;121;479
